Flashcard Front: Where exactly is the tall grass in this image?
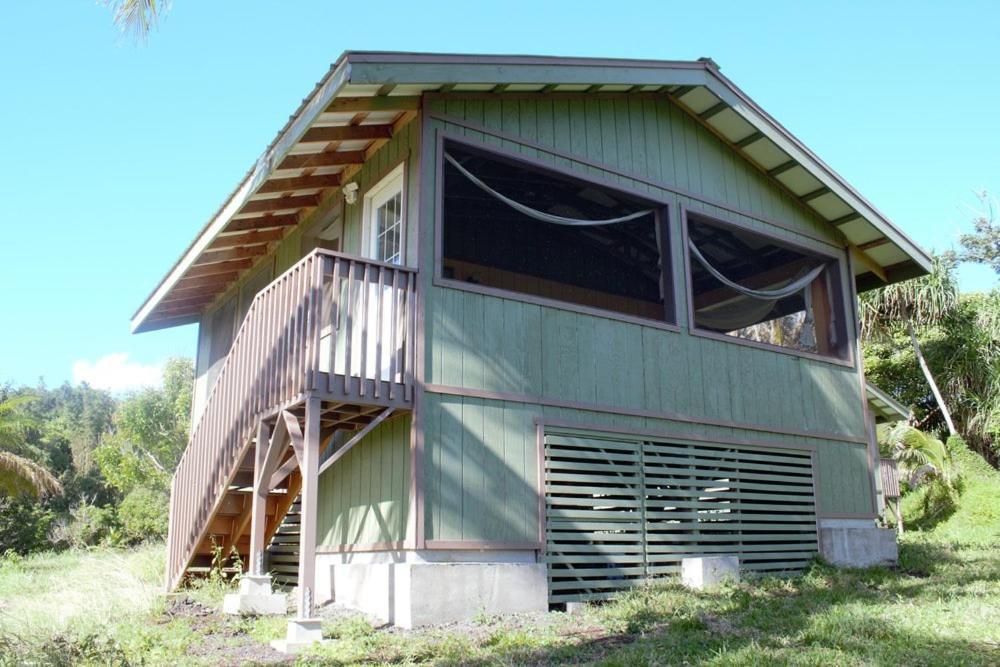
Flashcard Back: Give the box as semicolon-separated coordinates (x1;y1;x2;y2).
0;543;165;663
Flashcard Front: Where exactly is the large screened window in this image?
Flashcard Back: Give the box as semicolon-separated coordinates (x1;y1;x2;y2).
440;141;673;323
686;213;849;360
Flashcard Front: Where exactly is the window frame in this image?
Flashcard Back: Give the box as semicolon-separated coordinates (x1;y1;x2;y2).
434;133;679;332
681;205;855;368
363;162;407;266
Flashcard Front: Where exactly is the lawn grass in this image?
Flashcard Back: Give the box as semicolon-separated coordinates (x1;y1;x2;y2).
2;447;998;665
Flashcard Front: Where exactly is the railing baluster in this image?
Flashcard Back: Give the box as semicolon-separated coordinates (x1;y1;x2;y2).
374;266;385;399
343;260;356;396
359;263;370;397
166;249;418;590
388;269;399;400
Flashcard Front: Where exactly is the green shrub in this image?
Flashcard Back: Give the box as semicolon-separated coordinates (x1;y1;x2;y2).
56;502;117;548
0;497;54;555
117;487;168;544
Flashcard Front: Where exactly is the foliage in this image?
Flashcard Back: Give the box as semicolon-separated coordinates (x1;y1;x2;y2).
0;394;61;498
958;190;1000;273
102;0;169;41
860;254;959;333
53;502;118;549
860;254;960;435
864;291;1000;464
0;497;54;555
117;487;169;544
95;357;193;495
878;422;951;486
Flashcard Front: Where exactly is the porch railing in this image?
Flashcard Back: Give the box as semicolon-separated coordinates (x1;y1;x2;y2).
165;249;416;591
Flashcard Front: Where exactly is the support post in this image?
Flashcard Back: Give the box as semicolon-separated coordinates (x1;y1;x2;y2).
223;419;286;617
273;397;325;652
250;419;270;575
296;397;321;620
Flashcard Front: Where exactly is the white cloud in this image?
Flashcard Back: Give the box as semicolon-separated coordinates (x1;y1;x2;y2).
72;353;163;393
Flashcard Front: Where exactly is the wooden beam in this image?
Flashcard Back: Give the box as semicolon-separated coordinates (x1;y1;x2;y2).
295;397;321;618
151;303;203;318
858;237;891;252
277;150;366;171
240;194;320;215
801;186;832;202
375;83;397;96
174;272;240;290
850;245;888;282
699;101;729;120
317;408;395;476
768;160;798;177
184;260;254;279
208;228;286;251
225;213;300;233
324;96;421;113
257;174;342;194
299;124;394;144
735;131;764;148
830;212;862;226
164;284;228;300
157;294;217;310
195;245;269;266
268;454;299;491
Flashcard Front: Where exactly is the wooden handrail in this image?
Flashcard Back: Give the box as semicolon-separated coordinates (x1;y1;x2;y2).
164;248;416;591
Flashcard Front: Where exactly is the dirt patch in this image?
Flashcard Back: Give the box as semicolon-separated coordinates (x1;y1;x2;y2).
161;596;293;666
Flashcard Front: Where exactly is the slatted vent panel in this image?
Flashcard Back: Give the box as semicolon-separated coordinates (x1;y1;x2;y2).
544;434;645;603
643;441;817;577
543;430;818;603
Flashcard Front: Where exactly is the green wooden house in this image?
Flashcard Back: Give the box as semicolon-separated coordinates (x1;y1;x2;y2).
133;52;928;635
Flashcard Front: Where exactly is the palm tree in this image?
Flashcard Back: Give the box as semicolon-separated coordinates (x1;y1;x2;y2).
103;0;167;41
878;422;950;487
860;255;959;435
0;395;61;497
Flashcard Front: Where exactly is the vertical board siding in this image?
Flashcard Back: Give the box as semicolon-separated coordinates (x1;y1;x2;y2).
317;413;412;546
423;395;871;542
423;97;866;442
420;94;876;539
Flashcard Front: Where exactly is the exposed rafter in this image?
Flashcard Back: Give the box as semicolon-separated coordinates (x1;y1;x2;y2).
225;214;300;233
257;174;342;194
298;124;394;144
277;150;366;171
324;96;420;113
240;194;321;214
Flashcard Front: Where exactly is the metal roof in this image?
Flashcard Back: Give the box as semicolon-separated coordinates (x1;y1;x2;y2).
132;51;933;333
866;383;910;423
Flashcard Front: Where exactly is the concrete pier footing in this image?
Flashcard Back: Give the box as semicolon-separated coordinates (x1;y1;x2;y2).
681;555;740;589
819;518;899;568
222;574;286;616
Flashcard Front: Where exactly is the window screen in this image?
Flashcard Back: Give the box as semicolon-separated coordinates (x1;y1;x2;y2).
687;214;847;359
441;142;673;323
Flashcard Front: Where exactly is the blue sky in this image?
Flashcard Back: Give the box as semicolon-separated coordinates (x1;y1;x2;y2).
1;1;997;390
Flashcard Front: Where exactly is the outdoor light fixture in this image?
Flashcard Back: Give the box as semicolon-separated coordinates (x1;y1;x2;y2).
343;182;359;204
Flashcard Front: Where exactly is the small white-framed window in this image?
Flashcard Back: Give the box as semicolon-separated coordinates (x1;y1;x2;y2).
363;163;405;265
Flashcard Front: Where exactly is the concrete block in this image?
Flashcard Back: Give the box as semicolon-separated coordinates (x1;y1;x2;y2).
222;575;286;615
400;562;548;628
270;618;326;653
329;559;548;628
681;556;740;590
819;522;898;568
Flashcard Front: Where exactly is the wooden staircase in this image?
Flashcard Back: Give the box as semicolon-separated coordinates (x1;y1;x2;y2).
164;249;417;597
266;498;302;588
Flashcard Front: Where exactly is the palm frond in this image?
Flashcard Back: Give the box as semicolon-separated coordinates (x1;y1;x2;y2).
0;451;61;497
103;0;168;41
860;255;958;339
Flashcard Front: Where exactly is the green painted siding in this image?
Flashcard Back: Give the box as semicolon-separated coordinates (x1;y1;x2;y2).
419;94;874;538
423;394;872;542
317;413;412;547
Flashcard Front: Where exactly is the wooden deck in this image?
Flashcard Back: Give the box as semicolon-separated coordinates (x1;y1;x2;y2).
165;248;416;598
